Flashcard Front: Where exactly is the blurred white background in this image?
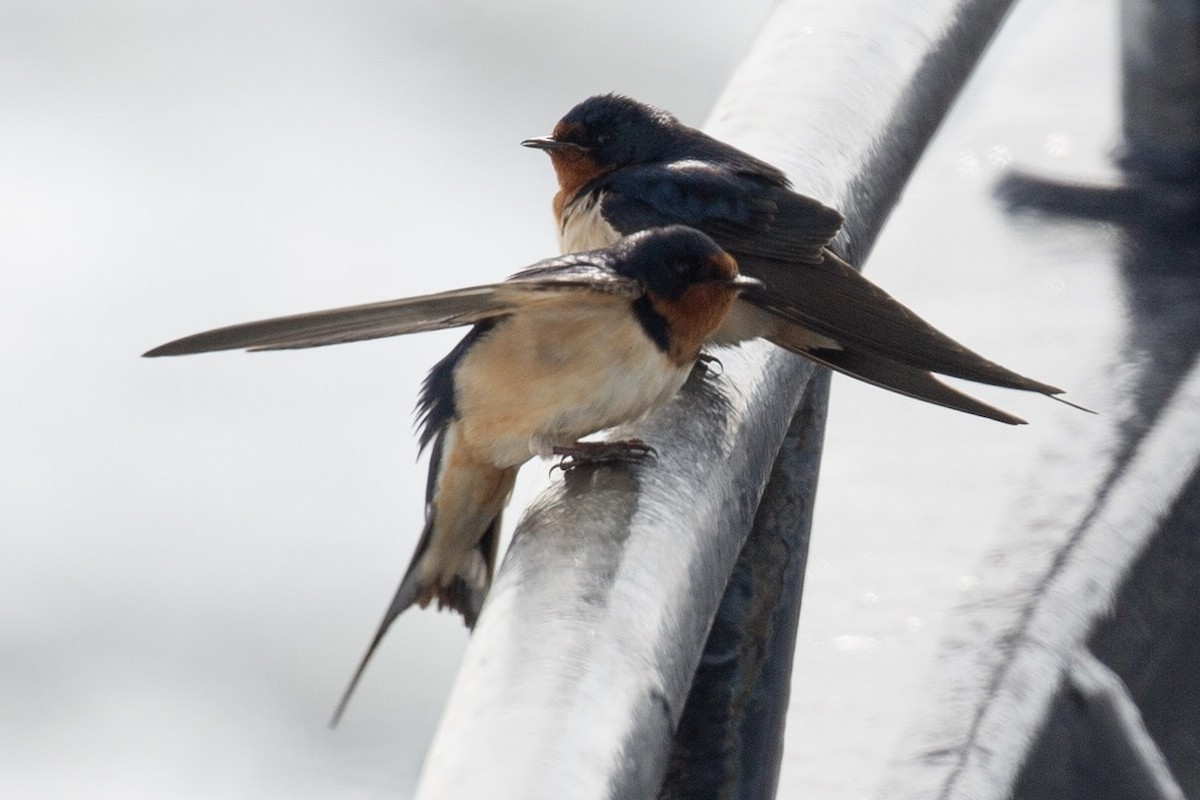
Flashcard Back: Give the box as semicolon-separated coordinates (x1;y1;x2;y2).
1;2;773;797
1;0;1116;798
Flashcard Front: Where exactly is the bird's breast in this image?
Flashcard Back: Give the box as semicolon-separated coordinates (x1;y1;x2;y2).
451;297;690;467
558;191;621;253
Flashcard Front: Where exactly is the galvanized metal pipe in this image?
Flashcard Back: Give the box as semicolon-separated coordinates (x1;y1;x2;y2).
1120;0;1200;182
412;1;1017;798
1067;649;1188;800
664;1;1020;794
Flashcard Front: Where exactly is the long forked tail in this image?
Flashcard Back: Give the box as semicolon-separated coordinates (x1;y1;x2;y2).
739;251;1065;395
328;512;504;727
330;568;424;727
329;424;517;726
769;326;1030;425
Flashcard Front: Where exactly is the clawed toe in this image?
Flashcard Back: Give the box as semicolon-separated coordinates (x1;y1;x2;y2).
551;439;659;471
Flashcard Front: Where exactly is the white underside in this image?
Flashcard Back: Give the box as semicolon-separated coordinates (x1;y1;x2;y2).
559;192;622;253
453;294;691;467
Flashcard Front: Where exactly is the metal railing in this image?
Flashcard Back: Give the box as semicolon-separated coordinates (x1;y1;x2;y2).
406;1;1020;798
881;0;1200;796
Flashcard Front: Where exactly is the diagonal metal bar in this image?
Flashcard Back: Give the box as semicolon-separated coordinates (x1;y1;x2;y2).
938;316;1200;798
412;1;1018;798
661;1;1022;795
1067;649;1188;800
658;368;829;800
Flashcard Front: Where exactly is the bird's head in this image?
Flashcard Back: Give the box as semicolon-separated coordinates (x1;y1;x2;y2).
522;94;679;181
612;226;759;364
613;225;753;299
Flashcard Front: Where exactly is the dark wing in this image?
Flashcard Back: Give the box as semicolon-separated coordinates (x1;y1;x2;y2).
742;251;1063;394
582;156;1064;405
143;256;643;357
596;161;844;266
143;286;508;357
503;250;644;293
790;342;1029;425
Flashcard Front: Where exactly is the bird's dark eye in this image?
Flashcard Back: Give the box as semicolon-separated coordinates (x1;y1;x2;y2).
595;131;613;146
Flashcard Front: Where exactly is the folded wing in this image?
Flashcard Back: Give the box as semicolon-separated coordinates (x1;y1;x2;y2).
740;251;1063;395
590;164;1060;397
598;162;844;266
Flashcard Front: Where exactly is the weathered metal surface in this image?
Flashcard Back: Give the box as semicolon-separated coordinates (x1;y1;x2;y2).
876;0;1200;793
411;0;1020;798
1120;0;1200;182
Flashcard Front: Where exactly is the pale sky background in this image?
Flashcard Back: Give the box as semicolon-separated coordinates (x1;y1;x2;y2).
2;0;1118;798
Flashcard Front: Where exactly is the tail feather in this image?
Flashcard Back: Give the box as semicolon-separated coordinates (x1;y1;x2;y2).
431;513;503;626
330;426;512;727
739;252;1063;396
328;516;500;728
770;333;1029;425
329;563;425;727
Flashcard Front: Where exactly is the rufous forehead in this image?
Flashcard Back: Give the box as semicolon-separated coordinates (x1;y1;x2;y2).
552;120;585;139
707;251;740;280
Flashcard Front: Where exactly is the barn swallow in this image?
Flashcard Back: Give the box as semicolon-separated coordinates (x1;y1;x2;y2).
144;225;759;725
524;94;1076;424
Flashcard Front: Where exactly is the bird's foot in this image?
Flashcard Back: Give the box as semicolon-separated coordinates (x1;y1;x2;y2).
552;439;658;471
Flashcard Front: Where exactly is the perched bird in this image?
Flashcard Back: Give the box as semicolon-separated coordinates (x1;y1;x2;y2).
524;93;1072;424
144;225;760;724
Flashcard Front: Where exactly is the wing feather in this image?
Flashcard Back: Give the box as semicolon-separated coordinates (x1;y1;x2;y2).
742;252;1063;395
597;162;844;266
795;346;1029;425
143;259;643;357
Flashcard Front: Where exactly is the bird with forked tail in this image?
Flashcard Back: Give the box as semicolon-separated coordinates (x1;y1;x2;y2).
524;93;1086;424
144;225;760;724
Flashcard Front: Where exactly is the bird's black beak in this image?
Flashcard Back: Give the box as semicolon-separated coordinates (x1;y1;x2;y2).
521;136;589;152
726;274;765;291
